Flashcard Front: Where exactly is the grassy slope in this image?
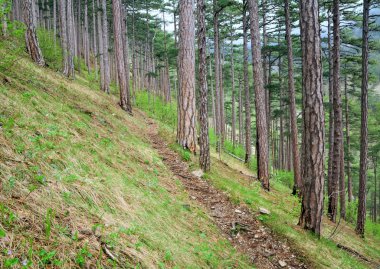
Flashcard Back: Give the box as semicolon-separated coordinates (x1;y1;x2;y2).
0;40;252;268
137;96;380;269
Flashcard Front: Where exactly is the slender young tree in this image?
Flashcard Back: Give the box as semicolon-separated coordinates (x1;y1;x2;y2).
177;0;196;152
97;0;105;91
197;0;210;171
329;0;344;222
230;18;236;149
23;0;45;66
243;2;251;164
344;75;353;202
102;0;110;93
356;0;370;237
284;0;302;195
112;0;131;114
213;0;221;153
247;0;270;190
299;0;325;237
66;0;75;78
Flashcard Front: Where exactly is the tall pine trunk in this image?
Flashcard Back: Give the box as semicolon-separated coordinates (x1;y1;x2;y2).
112;0;131;114
285;0;302;195
299;0;325;237
197;0;210;172
344;75;353;202
329;0;344;222
102;0;110;93
177;0;196;153
356;0;370;237
213;0;221;153
23;0;45;66
247;0;270;190
97;0;105;91
243;3;251;164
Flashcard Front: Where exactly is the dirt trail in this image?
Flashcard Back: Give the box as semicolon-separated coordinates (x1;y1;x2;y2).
143;116;309;269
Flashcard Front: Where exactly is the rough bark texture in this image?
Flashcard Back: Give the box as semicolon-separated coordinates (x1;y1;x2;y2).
238;76;243;146
177;0;196;153
66;0;75;78
197;0;210;172
2;3;8;37
112;0;131;114
213;0;221;152
356;0;370;237
96;0;105;91
121;5;132;113
92;0;98;79
344;76;353;202
299;0;325;237
247;0;269;190
102;0;110;93
285;0;302;195
84;0;90;72
243;4;251;164
327;10;334;215
230;28;236;148
60;0;69;74
23;0;45;66
329;0;344;222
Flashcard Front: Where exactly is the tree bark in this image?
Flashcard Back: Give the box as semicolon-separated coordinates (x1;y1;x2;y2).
92;0;98;79
238;75;243;146
284;0;302;195
230;24;236;148
66;0;75;77
177;0;196;153
121;5;132;112
113;0;131;113
53;0;57;48
60;0;69;74
243;3;251;164
97;0;105;91
84;0;90;72
356;0;370;237
299;0;325;237
213;0;221;153
2;2;8;37
208;50;216;131
23;0;45;66
278;53;284;170
247;0;270;190
329;0;344;222
197;0;210;172
344;75;353;202
102;0;110;93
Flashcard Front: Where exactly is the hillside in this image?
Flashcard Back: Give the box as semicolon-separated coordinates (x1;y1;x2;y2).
0;35;380;269
0;45;254;268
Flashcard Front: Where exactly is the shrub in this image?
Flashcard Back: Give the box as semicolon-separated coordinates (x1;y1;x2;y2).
37;28;63;71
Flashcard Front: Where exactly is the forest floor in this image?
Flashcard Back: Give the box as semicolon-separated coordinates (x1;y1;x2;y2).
142;111;308;269
1;35;380;268
136;95;380;269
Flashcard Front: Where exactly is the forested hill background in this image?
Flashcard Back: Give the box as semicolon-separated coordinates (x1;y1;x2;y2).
1;0;380;268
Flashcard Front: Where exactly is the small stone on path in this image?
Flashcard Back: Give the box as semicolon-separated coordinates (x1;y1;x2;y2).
259;207;271;215
191;169;204;178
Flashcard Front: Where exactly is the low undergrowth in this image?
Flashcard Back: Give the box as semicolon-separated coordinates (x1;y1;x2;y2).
0;35;252;268
138;91;380;269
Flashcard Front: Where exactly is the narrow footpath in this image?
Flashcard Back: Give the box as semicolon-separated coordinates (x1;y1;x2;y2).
143;115;310;269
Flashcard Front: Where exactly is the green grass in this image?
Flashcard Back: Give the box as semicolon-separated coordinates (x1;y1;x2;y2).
0;32;253;268
134;79;380;269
